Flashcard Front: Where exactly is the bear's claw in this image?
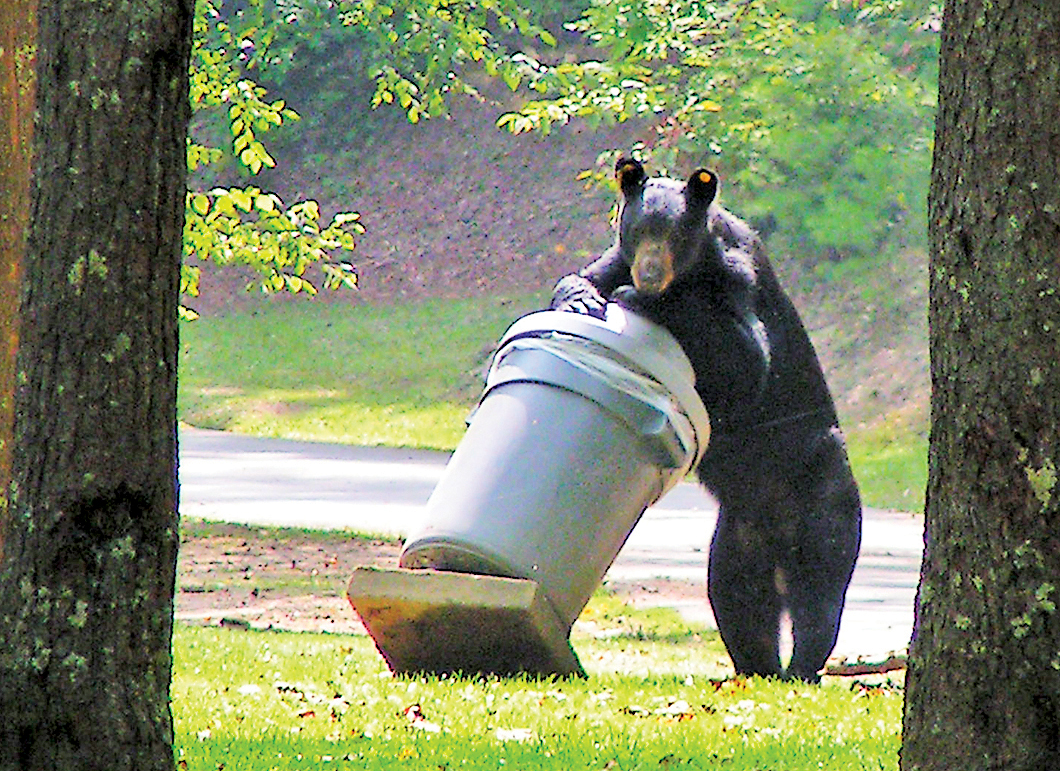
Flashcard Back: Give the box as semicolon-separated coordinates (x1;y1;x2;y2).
550;274;608;319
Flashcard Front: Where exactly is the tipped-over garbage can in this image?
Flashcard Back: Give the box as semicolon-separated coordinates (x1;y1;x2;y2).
399;304;710;630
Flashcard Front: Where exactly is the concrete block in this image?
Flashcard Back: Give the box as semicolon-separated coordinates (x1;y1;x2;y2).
347;567;585;678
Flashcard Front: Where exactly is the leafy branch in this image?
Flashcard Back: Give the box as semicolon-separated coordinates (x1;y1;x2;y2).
497;0;938;259
182;188;361;320
185;0;364;314
185;0;559;314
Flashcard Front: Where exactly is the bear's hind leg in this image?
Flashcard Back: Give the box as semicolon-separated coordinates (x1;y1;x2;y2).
784;429;862;681
785;584;844;681
708;514;784;678
784;506;860;680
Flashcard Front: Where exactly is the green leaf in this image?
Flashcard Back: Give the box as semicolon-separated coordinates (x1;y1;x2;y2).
332;211;360;227
229;189;253;212
240;148;262;174
502;68;521;91
191;193;210;216
250;141;275;168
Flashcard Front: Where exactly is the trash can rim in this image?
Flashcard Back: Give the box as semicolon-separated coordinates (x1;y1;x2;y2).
499;306;709;462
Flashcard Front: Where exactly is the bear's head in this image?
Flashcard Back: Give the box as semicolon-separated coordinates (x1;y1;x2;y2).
612;157;720;295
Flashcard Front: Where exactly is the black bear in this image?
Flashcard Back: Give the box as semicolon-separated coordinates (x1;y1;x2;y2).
551;157;862;681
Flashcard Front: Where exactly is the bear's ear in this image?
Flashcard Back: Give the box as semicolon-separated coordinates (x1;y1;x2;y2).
686;168;719;208
615;157;646;196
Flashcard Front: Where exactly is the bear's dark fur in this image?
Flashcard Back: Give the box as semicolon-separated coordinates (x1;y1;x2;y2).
551;158;862;681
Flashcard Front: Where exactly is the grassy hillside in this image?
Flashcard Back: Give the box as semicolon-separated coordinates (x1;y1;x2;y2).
184;83;929;513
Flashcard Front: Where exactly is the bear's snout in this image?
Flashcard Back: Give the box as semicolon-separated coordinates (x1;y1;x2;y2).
631;241;674;294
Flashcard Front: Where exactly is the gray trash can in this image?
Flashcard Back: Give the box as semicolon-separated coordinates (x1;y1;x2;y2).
399;304;710;630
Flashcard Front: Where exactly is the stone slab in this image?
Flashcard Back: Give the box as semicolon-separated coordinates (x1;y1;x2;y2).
346;566;584;678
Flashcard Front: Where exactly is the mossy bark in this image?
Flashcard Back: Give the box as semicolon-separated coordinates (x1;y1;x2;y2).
0;0;37;554
900;3;1060;770
0;1;192;769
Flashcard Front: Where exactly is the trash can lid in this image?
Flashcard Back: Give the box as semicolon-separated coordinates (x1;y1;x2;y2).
498;305;709;464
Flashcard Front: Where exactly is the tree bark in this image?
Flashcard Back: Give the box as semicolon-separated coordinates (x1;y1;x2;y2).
0;1;192;769
0;0;37;558
901;3;1060;770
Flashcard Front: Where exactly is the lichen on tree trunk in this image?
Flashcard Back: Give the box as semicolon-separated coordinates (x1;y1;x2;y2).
900;3;1060;770
0;1;193;769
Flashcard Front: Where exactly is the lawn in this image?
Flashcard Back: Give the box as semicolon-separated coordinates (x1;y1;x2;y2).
172;486;904;770
173;606;902;770
178;293;547;451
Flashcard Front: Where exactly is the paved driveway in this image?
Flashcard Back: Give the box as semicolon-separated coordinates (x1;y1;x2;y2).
179;427;923;659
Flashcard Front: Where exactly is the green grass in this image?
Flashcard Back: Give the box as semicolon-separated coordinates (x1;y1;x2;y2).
179;294;926;511
179;293;547;449
180;517;402;548
173;603;902;770
846;419;928;513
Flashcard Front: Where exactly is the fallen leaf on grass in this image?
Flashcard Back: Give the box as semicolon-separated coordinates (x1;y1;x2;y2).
711;676;751;691
494;727;534;742
623;700;696;720
850;678;903;696
275;680;349;718
654;700;695;719
404;704;442;733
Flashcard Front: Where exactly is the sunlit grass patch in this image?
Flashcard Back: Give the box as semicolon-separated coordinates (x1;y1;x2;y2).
178;293;546;449
173;598;902;771
180;518;401;547
846;408;928;513
182;388;471;449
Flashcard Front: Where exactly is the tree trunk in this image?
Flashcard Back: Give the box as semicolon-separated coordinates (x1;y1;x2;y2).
0;0;37;557
0;1;192;769
900;3;1060;770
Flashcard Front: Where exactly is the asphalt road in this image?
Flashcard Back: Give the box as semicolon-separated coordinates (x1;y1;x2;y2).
179;426;924;659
